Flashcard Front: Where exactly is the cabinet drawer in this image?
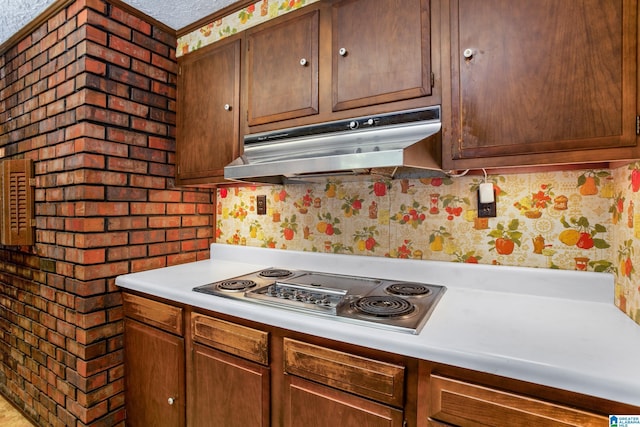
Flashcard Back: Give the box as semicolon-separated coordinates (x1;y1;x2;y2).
123;293;183;335
191;313;269;365
429;375;607;426
283;338;404;407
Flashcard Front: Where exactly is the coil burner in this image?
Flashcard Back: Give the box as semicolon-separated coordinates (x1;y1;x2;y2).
217;279;257;292
352;295;415;318
385;283;432;297
258;269;293;278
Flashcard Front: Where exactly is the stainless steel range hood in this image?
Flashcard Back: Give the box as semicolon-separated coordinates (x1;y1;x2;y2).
224;106;444;184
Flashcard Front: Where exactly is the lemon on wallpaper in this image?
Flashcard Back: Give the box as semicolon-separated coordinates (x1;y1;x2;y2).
559;229;580;246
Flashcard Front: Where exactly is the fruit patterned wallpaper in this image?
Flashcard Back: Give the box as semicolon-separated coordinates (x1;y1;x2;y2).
177;0;318;57
216;164;640;326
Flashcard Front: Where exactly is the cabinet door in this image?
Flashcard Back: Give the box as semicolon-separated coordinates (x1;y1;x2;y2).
444;0;638;169
247;8;319;126
284;375;404;427
332;0;432;111
190;343;270;427
124;319;185;427
176;36;241;184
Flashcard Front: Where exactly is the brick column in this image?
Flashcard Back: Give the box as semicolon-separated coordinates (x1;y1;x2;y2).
0;0;211;425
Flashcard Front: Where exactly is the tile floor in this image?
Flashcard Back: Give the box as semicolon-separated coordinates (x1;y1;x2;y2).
0;394;34;426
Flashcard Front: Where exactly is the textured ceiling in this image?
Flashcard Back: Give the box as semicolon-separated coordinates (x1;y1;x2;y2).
0;0;237;46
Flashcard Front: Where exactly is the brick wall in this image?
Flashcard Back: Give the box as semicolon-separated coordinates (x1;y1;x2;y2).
0;0;212;425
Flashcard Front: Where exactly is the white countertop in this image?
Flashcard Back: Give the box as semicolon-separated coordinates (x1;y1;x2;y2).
116;243;640;408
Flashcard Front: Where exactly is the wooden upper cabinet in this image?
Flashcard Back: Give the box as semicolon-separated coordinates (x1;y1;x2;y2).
176;35;241;185
247;8;319;126
442;0;638;169
245;0;435;133
332;0;432;111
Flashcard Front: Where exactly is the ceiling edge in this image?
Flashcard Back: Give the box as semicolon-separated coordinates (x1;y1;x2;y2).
0;0;73;56
0;0;177;56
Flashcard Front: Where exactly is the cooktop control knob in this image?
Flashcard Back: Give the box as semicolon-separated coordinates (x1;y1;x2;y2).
349;120;359;130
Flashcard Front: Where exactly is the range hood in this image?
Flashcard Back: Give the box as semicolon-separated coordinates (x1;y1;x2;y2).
224;106;444;184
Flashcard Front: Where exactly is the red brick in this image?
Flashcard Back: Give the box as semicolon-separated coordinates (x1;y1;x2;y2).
131;146;166;163
148;241;180;256
131;59;167;82
129;230;165;245
76;105;129;127
109;36;150;62
74;138;128;157
64;153;106;170
148;136;174;151
66;397;109;424
148;216;180;228
76;202;129;217
65;248;106;265
109;66;149;89
85;41;130;68
149;190;181;202
130;117;166;135
131;256;167;272
111;7;151;35
107;157;147;174
74;232;129;249
65;218;104;233
65;122;106;140
56;79;75;98
106;187;146;201
75;261;129;281
167;204;195;215
17;35;32;53
108;96;148;117
106;128;147;146
107;246;147;261
130;202;164;215
107;217;147;231
79;10;131;41
133;32;169;56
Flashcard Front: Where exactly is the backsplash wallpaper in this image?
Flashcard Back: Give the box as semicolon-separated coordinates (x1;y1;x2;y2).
177;0;318;56
216;165;640;326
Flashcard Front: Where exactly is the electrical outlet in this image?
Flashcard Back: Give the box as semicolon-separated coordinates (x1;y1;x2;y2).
477;189;497;218
256;195;267;215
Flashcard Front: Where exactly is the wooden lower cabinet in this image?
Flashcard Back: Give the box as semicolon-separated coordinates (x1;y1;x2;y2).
284;375;404;427
427;375;606;427
189;343;270;427
124;319;186;427
122;295;640;427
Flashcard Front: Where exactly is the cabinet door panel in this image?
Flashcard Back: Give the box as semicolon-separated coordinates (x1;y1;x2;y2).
447;0;637;166
176;37;241;183
190;343;270;427
124;319;185;427
285;375;404;427
332;0;431;111
247;9;319;126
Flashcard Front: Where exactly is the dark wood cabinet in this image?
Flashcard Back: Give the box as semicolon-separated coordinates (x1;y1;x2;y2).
283;338;406;427
176;35;241;185
188;313;270;427
190;343;270;427
246;8;319;126
121;293;640;427
123;294;185;427
331;0;432;112
284;375;404;427
245;0;436;134
442;0;639;169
